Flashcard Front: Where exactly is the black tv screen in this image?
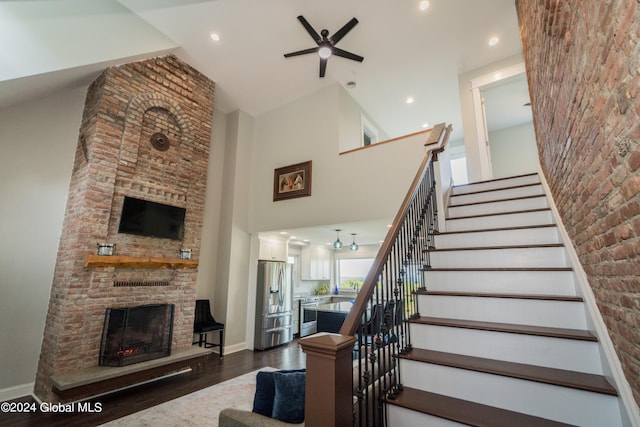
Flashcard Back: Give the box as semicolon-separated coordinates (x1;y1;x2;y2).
118;197;186;240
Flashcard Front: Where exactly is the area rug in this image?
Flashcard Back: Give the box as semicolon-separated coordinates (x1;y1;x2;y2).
102;367;276;427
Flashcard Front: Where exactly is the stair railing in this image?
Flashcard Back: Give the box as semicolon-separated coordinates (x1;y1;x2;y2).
300;123;451;427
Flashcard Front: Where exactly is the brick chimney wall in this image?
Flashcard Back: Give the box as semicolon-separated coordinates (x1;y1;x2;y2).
516;1;640;405
33;55;214;402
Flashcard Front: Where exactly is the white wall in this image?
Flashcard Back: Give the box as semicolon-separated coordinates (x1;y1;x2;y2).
248;83;430;234
213;110;254;352
0;87;85;395
195;108;228;303
338;87;390;152
488;122;539;178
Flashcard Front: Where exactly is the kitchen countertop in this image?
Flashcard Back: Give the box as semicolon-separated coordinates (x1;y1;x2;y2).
315;301;354;314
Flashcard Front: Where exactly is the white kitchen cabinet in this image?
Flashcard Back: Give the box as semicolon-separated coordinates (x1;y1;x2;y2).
301;245;331;280
258;238;288;262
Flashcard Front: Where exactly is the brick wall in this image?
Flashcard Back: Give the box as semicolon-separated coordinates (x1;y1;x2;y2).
33;55;214;402
516;0;640;406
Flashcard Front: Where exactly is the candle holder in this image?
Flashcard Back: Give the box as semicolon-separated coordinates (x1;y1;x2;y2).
179;248;192;260
97;243;115;256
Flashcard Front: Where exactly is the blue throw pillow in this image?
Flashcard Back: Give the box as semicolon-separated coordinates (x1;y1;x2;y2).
272;371;305;423
252;369;305;417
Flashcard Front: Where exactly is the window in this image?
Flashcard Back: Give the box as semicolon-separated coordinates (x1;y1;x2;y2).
337;258;374;291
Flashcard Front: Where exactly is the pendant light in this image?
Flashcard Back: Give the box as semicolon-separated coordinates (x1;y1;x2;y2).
333;229;343;249
350;233;359;251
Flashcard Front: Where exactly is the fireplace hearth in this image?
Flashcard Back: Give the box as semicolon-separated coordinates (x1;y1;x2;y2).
99;304;174;367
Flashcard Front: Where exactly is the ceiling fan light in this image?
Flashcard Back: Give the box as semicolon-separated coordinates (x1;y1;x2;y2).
319;46;332;59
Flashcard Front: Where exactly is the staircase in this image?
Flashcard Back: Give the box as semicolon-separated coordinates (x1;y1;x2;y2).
385;173;624;427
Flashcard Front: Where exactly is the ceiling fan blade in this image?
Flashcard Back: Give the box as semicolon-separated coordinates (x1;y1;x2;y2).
319;58;327;78
284;47;319;58
329;17;358;45
332;47;364;62
297;15;322;44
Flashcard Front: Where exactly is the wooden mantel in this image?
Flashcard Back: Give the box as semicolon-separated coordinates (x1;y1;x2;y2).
85;255;199;269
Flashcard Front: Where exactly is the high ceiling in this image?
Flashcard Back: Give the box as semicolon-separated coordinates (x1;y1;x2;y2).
1;0;523;140
0;0;527;246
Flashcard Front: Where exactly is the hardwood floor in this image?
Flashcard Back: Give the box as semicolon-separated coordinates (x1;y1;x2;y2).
1;341;306;427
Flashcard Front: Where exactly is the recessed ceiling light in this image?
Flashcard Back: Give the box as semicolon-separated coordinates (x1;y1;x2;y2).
419;1;430;11
406;97;415;104
280;231;288;235
210;33;220;42
422;122;430;128
488;36;500;46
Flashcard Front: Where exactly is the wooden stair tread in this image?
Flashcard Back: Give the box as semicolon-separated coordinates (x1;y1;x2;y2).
417;290;583;302
436;223;557;235
452;173;539;190
430;243;564;252
411;317;598;341
447;207;552;220
425;267;573;272
387;387;576;427
399;348;617;395
450;194;546;208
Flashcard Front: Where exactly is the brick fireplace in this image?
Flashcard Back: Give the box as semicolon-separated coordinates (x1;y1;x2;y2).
33;55;215;402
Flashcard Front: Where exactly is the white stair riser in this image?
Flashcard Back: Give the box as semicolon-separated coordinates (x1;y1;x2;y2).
448;196;549;218
434;227;561;248
429;247;569;268
410;324;603;374
452;175;540;195
399;360;621;427
450;184;544;205
387;406;468;427
445;210;554;231
425;270;577;296
418;294;587;329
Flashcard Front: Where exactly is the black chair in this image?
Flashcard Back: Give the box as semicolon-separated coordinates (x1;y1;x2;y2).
362;303;384;336
383;299;403;343
193;299;225;358
358;303;385;352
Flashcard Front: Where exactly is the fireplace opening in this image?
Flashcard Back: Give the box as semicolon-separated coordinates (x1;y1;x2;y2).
99;303;174;367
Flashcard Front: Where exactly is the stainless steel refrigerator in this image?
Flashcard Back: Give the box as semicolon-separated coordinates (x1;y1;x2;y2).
254;260;293;350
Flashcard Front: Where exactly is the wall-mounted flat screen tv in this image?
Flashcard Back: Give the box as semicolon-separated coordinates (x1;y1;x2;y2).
118;196;186;240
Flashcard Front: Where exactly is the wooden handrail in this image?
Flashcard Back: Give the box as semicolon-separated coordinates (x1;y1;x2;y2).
340;123;451;336
339;128;433;156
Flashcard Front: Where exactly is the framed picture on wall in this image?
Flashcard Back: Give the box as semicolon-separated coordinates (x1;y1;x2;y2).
273;161;312;201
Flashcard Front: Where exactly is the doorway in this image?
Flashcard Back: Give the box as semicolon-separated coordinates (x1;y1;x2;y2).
469;62;538;181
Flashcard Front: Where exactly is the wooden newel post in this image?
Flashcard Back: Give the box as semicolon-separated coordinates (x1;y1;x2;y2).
300;333;357;427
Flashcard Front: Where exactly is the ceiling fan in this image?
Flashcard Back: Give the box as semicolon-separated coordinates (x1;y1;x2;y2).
284;15;364;78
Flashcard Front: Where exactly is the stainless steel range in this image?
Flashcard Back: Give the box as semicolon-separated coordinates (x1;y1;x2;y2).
300;296;320;337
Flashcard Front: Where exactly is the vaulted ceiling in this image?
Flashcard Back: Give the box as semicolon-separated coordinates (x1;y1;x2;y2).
0;0;528;245
0;0;524;141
